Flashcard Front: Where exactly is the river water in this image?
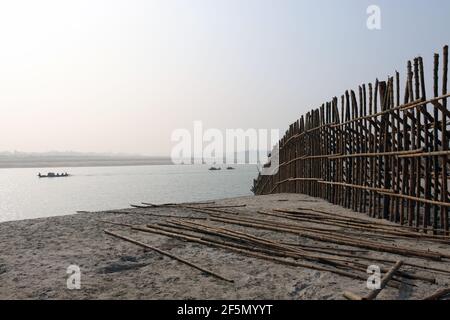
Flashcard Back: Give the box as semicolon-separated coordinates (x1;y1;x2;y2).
0;164;257;222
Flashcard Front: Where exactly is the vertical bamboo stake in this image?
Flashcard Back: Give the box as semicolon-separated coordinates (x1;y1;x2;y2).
417;57;428;232
442;45;449;234
340;95;345;207
381;79;392;220
374;80;380;218
431;53;440;233
362;84;368;214
415;58;423;230
408;60;417;227
401;62;412;226
351;90;359;212
394;71;401;223
378;81;387;219
368;83;375;217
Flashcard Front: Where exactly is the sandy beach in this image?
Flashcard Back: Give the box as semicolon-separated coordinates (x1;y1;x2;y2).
1;193;449;300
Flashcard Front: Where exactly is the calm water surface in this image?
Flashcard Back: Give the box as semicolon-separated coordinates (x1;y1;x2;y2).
0;165;257;222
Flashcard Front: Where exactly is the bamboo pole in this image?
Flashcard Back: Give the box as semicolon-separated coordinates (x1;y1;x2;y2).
343;291;363;300
136;224;371;281
141;201;217;207
328;148;423;159
280;207;450;233
195;205;247;209
104;229;234;283
99;219;449;277
182;206;240;215
271;209;450;238
105;211;208;220
258;210;450;243
99;219;374;281
422;288;450;300
170;219;436;283
208;215;444;260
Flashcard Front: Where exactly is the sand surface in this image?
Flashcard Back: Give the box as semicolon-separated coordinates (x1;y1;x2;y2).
1;193;449;300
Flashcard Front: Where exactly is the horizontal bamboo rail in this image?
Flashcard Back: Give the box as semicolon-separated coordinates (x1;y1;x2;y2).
253;45;450;234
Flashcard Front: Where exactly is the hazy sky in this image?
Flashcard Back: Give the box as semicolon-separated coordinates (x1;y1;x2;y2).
0;0;449;156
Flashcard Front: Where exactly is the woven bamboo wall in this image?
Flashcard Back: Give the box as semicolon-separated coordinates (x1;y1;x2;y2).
253;45;450;234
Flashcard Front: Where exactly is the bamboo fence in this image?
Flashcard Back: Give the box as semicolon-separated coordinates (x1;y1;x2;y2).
253;45;450;234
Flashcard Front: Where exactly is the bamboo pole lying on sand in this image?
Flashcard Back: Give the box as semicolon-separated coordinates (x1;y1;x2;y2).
342;291;363;300
144;214;207;219
422;288;450;300
98;218;450;276
196;205;247;209
99;220;134;228
159;222;326;259
285;208;427;231
277;241;369;254
157;221;314;260
98;217;446;286
282;207;450;234
215;214;436;253
136;224;374;282
105;211;207;219
141;201;216;207
213;213;398;243
101;219;361;280
278;208;406;229
131;203;240;215
130;204;153;209
208;215;444;260
162;220;367;256
181;201;216;206
168;219;433;284
141;202;179;207
262;210;450;243
104;229;234;283
151;223;415;287
278;232;443;278
167;219;385;278
181;206;240;215
100;220;370;282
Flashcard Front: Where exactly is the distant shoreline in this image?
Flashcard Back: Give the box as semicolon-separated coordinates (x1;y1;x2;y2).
0;157;173;169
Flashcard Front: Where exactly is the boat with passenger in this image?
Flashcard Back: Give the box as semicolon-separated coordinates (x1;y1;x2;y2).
38;172;70;178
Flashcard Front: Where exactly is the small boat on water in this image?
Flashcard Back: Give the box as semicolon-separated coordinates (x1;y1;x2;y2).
208;167;221;171
226;167;235;170
38;172;70;178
